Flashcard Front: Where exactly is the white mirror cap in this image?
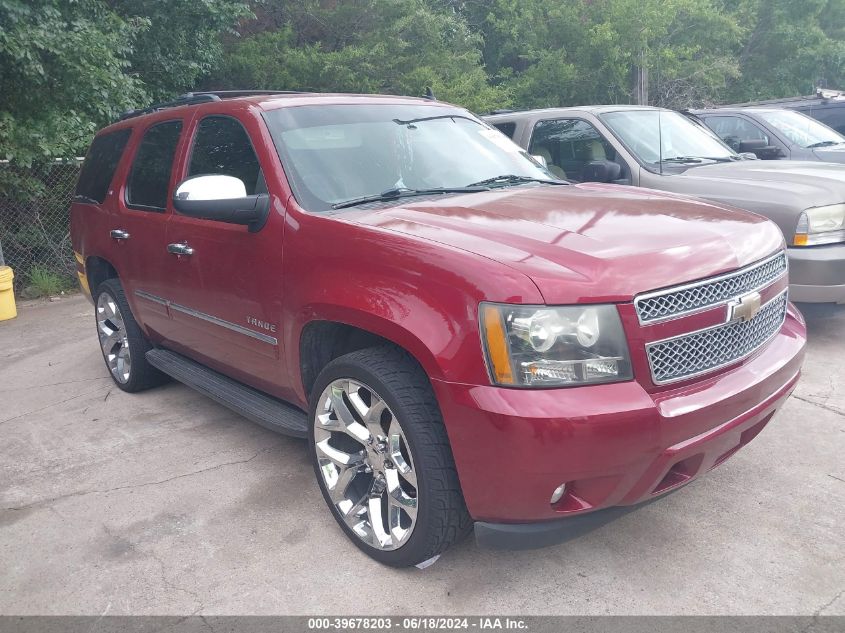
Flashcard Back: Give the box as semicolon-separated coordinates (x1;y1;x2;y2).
531;154;548;168
175;174;247;201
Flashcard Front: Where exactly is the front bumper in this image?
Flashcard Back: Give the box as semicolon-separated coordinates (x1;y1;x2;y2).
787;243;845;303
431;305;806;545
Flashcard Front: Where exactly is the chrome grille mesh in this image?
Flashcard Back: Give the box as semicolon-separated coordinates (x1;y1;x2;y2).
646;291;788;384
635;252;787;324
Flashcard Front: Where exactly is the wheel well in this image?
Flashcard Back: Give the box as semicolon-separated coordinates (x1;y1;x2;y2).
300;321;402;398
85;256;118;293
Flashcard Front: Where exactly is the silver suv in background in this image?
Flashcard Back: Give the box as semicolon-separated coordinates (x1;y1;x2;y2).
486;105;845;304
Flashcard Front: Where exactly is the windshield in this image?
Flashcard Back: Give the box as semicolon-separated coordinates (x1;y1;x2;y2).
600;110;737;167
263;104;552;211
756;109;845;148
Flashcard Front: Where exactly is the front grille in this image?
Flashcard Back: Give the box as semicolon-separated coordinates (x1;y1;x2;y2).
635;252;787;324
646;291;788;385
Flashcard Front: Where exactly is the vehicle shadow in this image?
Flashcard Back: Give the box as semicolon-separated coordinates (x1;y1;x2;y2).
793;302;845;343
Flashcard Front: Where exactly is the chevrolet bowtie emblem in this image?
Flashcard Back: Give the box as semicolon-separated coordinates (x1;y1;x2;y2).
727;291;762;323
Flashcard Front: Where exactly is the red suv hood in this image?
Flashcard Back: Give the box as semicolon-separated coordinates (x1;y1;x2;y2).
351;183;784;304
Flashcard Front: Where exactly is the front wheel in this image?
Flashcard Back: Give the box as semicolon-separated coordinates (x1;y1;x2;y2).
308;346;472;567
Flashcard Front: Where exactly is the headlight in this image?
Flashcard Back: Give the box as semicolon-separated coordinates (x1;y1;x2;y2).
793;204;845;246
480;303;632;387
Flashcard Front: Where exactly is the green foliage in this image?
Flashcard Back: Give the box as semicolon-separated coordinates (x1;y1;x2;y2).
0;0;250;179
0;0;146;166
27;265;69;298
720;0;845;103
2;0;845;171
112;0;253;101
206;0;508;113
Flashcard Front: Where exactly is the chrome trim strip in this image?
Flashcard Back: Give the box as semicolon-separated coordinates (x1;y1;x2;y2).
135;289;168;306
645;289;788;386
134;290;278;346
633;251;787;326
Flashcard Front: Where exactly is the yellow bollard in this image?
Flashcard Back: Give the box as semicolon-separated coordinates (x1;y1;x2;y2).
0;266;17;321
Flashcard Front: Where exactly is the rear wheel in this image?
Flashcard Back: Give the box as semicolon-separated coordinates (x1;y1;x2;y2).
308;346;472;567
94;278;166;392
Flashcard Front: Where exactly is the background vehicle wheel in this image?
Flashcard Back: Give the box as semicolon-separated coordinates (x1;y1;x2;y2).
308;346;472;567
94;278;167;393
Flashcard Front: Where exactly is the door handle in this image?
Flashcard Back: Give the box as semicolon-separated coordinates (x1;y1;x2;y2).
110;229;130;240
167;242;194;256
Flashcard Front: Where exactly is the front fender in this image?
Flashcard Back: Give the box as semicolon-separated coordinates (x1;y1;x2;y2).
282;209;543;404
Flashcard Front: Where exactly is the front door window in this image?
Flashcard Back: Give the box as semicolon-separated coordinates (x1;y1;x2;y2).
529;118;629;183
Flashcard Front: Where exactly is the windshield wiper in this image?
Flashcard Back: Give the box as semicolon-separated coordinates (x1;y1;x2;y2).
392;114;478;126
657;155;734;164
465;174;567;188
807;140;845;148
331;186;488;210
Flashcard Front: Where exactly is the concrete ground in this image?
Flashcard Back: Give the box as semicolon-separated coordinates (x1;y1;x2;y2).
0;294;842;616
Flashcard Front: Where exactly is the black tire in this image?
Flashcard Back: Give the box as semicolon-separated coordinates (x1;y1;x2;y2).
94;278;167;393
308;346;472;567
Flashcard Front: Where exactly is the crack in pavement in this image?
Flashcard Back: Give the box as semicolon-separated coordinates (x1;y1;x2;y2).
100;523;207;619
816;587;844;616
0;383;112;427
800;587;845;633
148;548;205;613
0;376;110;394
1;445;281;513
792;395;845;418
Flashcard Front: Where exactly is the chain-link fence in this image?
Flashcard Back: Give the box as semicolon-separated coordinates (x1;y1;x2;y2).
0;159;82;296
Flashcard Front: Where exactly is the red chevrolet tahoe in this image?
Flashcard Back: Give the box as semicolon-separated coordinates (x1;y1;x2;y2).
70;91;806;567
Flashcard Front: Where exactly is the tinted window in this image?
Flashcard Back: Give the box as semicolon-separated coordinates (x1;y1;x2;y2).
493;122;517;138
703;116;769;151
807;107;845;136
126;121;183;211
188;116;263;195
75;129;131;203
529;118;627;183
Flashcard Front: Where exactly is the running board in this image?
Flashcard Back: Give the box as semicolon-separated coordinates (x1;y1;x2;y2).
145;348;308;438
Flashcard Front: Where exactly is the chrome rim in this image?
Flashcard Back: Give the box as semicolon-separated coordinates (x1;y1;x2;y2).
96;292;131;384
314;379;418;551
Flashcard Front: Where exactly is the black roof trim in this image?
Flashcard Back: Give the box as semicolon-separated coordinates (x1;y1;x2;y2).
118;90;308;121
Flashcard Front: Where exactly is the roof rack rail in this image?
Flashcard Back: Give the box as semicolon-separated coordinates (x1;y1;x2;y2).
189;90;307;98
119;93;221;121
118;90;308;121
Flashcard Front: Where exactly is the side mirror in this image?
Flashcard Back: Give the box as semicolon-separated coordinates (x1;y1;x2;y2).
173;175;270;232
738;140;785;160
582;160;622;183
531;154;548;168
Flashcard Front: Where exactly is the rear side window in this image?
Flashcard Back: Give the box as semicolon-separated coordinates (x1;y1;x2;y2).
188;116;264;195
493;122;517;138
126;120;183;211
75;129;132;203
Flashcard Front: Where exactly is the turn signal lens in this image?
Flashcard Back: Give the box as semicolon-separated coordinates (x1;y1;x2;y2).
481;304;514;384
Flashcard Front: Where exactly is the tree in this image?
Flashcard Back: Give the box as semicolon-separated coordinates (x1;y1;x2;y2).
0;0;145;166
110;0;253;101
443;0;742;109
207;0;509;113
721;0;845;102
